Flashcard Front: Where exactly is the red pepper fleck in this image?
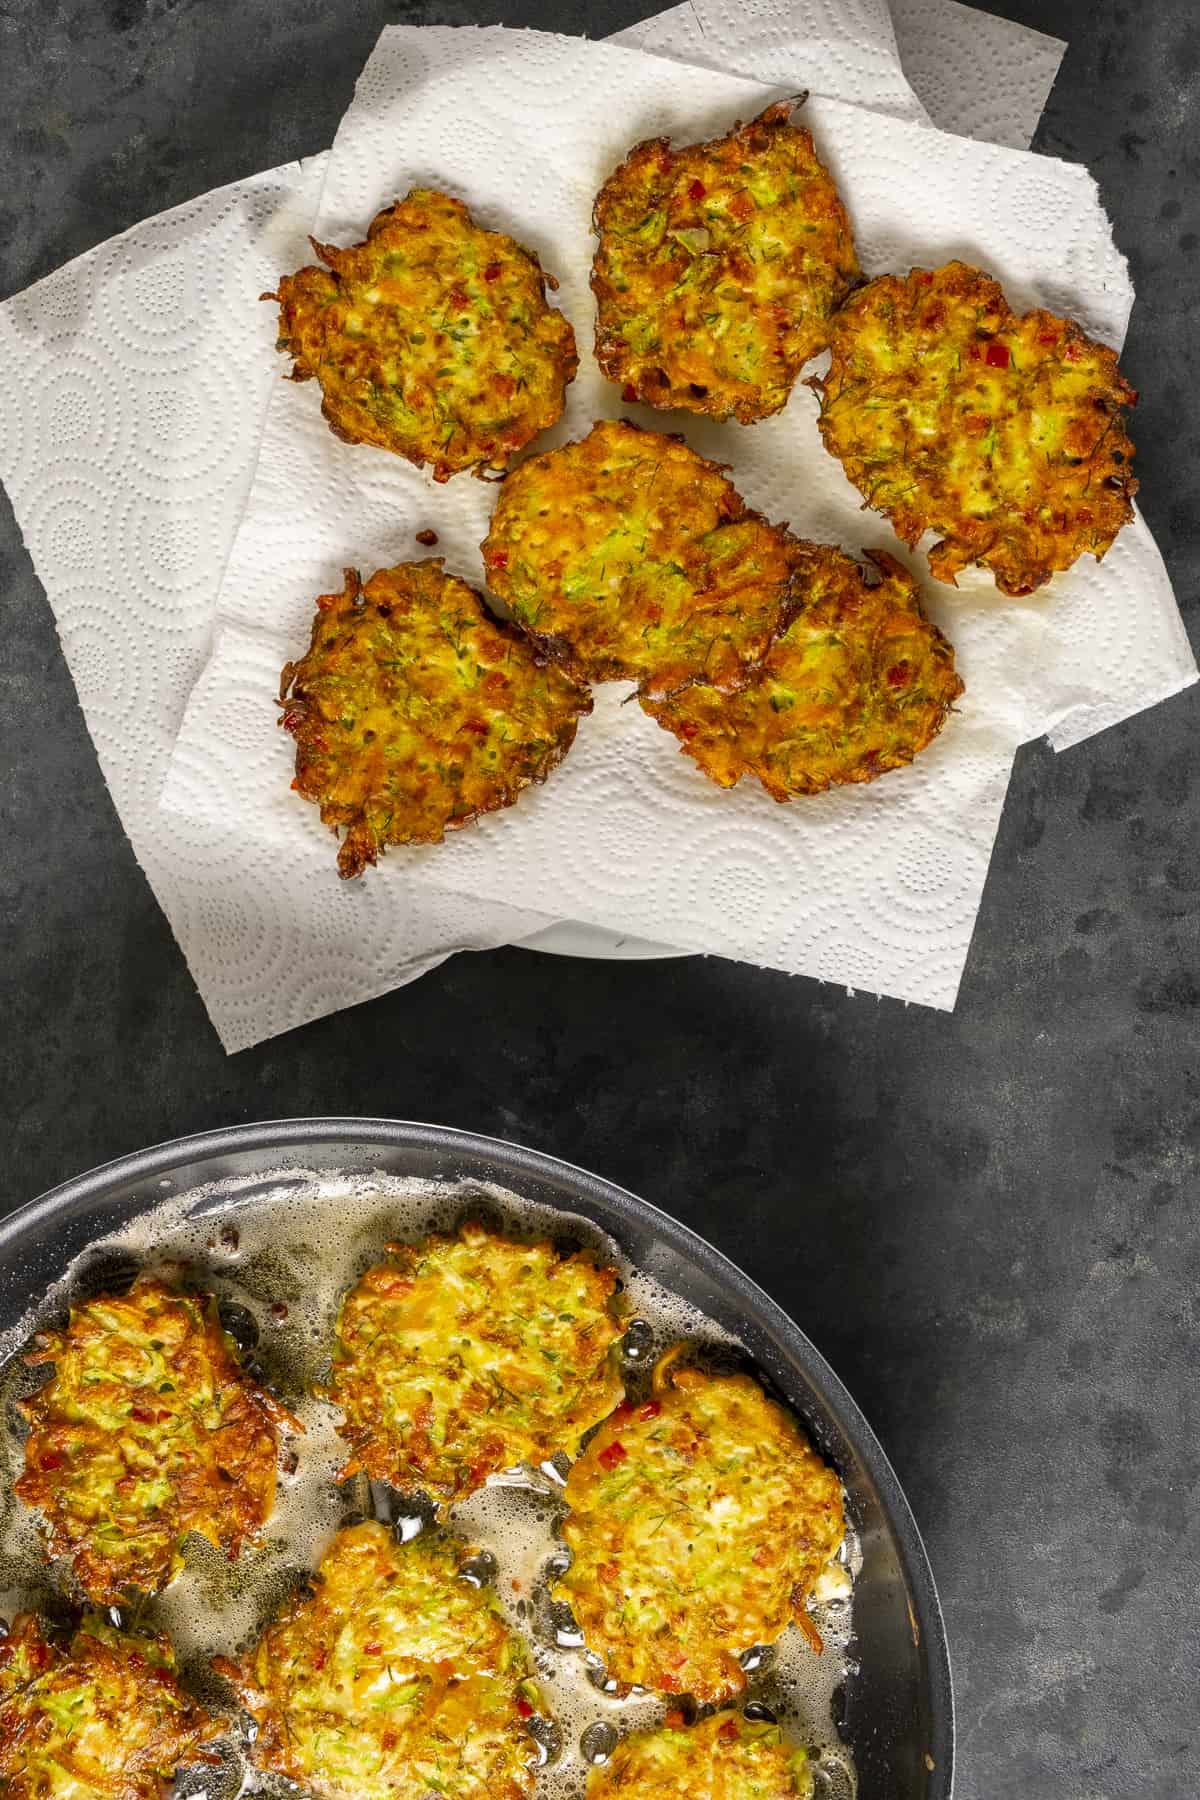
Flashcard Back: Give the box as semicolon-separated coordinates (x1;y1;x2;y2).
40;1451;65;1471
449;286;469;310
1064;341;1083;363
130;1405;154;1423
886;664;911;689
364;1641;383;1655
637;1400;662;1421
312;1648;328;1670
598;1441;628;1471
688;179;706;200
484;262;502;282
516;1696;535;1720
282;710;303;731
718;1720;740;1744
489;549;509;569
622;383;638;403
985;341;1010;369
660;1674;680;1693
290;777;301;791
613;1399;634;1419
1037;330;1058;346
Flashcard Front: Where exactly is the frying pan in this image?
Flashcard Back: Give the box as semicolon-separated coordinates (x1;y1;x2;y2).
0;1118;953;1799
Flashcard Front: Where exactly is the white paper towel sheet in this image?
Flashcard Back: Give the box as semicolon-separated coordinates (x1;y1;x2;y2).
0;4;1190;1051
160;23;1195;1021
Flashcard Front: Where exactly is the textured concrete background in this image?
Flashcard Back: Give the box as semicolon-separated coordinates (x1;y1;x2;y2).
1;3;1198;1795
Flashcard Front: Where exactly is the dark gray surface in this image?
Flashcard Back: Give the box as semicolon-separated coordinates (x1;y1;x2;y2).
1;3;1197;1796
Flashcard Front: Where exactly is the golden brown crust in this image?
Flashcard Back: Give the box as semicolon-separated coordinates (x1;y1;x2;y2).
279;560;591;879
0;1614;223;1800
555;1355;845;1704
592;103;859;422
330;1221;625;1507
810;260;1137;596
272;188;577;481
16;1276;295;1605
481;419;803;701
214;1521;542;1800
587;1710;815;1800
642;546;963;797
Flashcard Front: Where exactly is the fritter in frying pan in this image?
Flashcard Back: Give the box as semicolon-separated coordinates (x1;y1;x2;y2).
592;103;859;422
214;1520;542;1800
555;1352;845;1704
481;419;803;700
16;1275;295;1606
279;561;591;880
643;546;963;797
810;260;1138;596
0;1613;222;1800
588;1710;815;1800
330;1220;625;1507
270;188;577;481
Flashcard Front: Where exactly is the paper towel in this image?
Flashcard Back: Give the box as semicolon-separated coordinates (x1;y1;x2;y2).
612;0;929;123
1;6;1188;1048
888;0;1066;152
161;24;1195;1016
0;2;1057;1055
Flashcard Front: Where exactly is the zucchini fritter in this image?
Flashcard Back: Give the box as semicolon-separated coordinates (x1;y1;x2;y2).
811;261;1138;596
279;561;591;880
16;1275;294;1605
481;419;803;701
592;103;859;422
214;1521;542;1800
270;188;577;481
330;1222;625;1507
555;1355;844;1703
642;547;962;797
0;1613;222;1800
588;1710;814;1800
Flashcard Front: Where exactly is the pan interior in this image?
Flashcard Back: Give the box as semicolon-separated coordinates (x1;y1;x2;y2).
0;1122;952;1800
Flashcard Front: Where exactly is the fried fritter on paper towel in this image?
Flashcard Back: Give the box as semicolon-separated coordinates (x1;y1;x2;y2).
644;546;962;798
279;561;591;879
592;103;858;423
811;260;1137;596
482;418;803;701
270;189;577;481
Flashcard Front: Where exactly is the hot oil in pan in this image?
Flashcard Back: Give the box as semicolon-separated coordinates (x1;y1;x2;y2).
0;1173;859;1800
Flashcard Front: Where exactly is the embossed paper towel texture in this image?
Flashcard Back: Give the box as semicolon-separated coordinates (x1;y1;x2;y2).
0;5;1074;1056
622;0;1066;152
0;164;554;1055
614;0;928;122
162;26;1193;1012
